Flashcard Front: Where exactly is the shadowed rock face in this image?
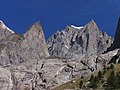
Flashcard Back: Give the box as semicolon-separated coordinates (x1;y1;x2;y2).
47;20;113;59
108;17;120;51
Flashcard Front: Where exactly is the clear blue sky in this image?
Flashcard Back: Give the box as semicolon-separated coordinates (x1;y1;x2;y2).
0;0;120;39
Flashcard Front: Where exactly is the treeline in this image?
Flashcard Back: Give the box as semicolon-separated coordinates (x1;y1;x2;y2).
79;64;120;90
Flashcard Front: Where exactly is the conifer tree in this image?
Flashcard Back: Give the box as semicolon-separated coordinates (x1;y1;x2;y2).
106;71;116;89
79;80;83;89
110;64;114;69
89;75;98;89
98;71;102;80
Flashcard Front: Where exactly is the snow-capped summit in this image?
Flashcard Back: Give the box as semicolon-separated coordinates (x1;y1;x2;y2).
70;25;83;29
0;20;14;33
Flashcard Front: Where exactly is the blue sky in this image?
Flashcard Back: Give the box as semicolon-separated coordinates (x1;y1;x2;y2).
0;0;120;39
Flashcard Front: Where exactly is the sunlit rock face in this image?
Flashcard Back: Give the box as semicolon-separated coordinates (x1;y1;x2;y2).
0;19;116;90
0;20;14;41
0;21;49;67
47;20;113;59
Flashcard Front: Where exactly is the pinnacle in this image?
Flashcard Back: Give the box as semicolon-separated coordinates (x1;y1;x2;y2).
88;19;97;25
33;21;41;26
91;19;95;23
84;19;98;31
28;21;42;31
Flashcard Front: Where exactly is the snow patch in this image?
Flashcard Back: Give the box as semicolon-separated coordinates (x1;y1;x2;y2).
0;20;14;33
71;25;83;29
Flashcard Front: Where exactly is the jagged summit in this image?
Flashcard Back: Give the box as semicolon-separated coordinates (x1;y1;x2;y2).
28;21;41;30
0;19;116;90
47;20;113;59
84;19;98;31
89;19;96;24
0;20;14;34
0;20;49;67
23;21;50;58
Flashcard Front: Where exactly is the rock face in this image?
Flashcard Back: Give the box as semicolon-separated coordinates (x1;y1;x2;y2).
0;20;117;90
0;67;12;90
47;20;113;59
0;20;14;41
0;21;49;67
22;22;50;58
108;17;120;51
108;49;120;64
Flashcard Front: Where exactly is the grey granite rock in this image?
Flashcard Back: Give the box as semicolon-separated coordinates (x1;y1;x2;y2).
47;20;113;59
0;21;49;67
0;20;116;90
0;67;12;90
0;20;14;41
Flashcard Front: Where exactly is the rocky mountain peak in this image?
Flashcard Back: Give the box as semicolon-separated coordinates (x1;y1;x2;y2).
89;19;96;25
0;21;49;67
0;19;117;90
47;20;113;59
22;21;50;58
28;21;41;31
23;21;47;47
85;19;98;31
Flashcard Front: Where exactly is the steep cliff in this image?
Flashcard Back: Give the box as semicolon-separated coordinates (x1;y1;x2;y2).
47;20;113;59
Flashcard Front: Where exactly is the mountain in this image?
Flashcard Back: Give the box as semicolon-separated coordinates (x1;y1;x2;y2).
53;64;120;90
52;18;120;90
0;19;119;90
0;21;49;67
47;20;113;59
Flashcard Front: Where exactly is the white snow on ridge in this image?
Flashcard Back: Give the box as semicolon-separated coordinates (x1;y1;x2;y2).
71;25;83;29
0;20;15;33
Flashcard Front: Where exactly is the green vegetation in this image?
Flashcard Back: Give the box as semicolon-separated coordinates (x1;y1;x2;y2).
98;71;103;80
89;75;99;89
79;80;83;89
105;70;116;89
52;64;120;90
110;63;114;69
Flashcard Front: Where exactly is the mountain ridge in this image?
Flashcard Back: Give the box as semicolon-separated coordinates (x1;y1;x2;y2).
0;19;119;90
47;19;113;59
